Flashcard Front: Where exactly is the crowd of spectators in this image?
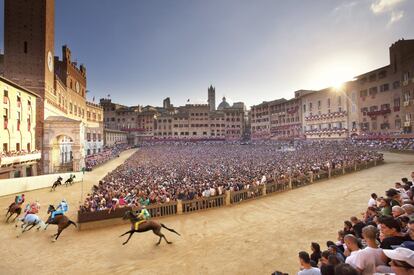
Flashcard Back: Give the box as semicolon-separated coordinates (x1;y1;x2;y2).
85;144;131;171
351;137;414;152
0;149;40;158
291;173;414;275
80;140;382;212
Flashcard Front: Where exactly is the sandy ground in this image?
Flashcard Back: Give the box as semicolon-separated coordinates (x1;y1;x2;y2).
0;150;413;275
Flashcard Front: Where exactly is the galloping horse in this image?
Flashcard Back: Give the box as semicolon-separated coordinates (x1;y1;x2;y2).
5;202;23;223
50;177;63;192
120;210;180;246
15;214;46;235
45;205;77;241
64;175;76;187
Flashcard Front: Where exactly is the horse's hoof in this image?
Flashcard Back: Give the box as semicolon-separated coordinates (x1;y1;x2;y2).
122;242;127;245
167;242;172;244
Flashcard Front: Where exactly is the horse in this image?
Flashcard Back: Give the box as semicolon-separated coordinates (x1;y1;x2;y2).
50;176;63;192
64;174;76;187
5;202;22;223
45;205;77;241
15;214;46;236
120;210;180;246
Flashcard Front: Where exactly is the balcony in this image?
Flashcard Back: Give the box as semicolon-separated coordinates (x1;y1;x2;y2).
305;111;347;121
366;109;391;117
403;80;409;86
404;121;411;127
403;101;410;107
0;151;41;166
305;127;348;136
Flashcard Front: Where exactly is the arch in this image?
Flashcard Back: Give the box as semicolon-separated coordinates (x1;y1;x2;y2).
43;116;85;174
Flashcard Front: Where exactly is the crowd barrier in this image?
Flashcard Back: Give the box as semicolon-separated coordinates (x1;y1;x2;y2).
77;159;383;230
0;171;84;197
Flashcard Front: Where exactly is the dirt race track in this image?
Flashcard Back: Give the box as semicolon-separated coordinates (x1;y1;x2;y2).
0;150;413;275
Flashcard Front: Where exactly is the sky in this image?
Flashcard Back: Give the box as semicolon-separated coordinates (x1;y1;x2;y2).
0;0;413;108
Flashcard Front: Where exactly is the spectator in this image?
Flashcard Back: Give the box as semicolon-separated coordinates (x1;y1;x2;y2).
319;250;335;275
298;251;321;275
350;216;365;239
344;234;361;268
329;245;345;263
382;247;414;274
310;242;322;266
378;216;411;249
334;263;359;275
368;193;377;207
353;225;386;274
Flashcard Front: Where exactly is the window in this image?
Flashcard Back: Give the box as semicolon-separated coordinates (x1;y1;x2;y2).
380;83;389;92
360;90;368;97
24;41;28;53
393;81;400;89
27;143;31;152
327;98;331;108
369;74;377;82
3;143;7;152
338;96;342;106
16;143;20;151
318;100;321;109
369;87;378;96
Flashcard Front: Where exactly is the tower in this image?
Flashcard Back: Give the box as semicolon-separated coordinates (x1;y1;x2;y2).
4;0;55;152
208;85;216;112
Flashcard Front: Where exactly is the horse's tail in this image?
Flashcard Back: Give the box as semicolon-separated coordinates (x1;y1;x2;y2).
69;220;77;228
161;223;180;236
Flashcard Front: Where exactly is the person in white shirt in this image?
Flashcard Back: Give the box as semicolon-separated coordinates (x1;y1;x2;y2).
297;251;321;275
344;234;361;268
354;225;387;275
368;193;378;207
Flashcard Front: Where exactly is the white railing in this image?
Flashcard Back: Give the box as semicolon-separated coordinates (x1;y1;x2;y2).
0;152;41;166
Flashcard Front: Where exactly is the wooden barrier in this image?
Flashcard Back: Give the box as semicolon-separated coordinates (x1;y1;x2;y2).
314;170;329;182
332;167;344;177
265;180;290;194
230;185;264;204
181;195;226;213
291;175;311;189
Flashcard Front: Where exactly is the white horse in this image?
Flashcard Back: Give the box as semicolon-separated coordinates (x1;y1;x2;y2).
15;214;46;236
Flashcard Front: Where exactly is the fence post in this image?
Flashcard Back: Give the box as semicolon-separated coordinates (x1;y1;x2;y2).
177;200;183;215
225;190;231;205
342;166;345;175
289;176;292;189
374;159;377;166
263;183;267;195
354;162;357;171
328;168;332;179
310;171;314;183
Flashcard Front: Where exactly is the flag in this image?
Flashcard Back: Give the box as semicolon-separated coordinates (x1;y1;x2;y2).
187;99;190;102
107;94;111;98
93;96;95;102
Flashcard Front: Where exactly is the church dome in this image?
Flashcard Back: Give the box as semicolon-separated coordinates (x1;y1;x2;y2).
217;97;230;110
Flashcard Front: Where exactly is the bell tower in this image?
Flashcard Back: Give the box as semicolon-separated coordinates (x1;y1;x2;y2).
4;0;55;152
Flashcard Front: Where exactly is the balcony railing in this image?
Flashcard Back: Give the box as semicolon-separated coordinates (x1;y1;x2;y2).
0;152;41;166
305;111;347;121
366;109;391;117
305;128;348;136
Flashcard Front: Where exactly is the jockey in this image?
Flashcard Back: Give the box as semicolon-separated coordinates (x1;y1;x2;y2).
133;205;151;230
24;200;40;217
51;199;68;221
15;194;25;205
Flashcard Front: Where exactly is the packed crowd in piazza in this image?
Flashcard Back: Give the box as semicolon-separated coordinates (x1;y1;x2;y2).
80;140;382;212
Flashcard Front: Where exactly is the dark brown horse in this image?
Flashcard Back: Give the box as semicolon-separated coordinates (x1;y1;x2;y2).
120;210;180;246
45;205;77;241
50;177;63;192
5;202;22;223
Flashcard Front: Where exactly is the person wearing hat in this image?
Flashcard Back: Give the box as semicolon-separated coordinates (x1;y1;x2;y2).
386;188;403;207
51;199;68;222
133;205;151;231
382;247;414;274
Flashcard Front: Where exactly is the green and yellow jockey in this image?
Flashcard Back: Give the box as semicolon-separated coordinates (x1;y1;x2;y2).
134;206;151;230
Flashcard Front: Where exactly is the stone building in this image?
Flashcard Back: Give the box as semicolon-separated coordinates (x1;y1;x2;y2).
2;0;103;173
101;88;247;142
0;76;40;178
104;129;128;147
